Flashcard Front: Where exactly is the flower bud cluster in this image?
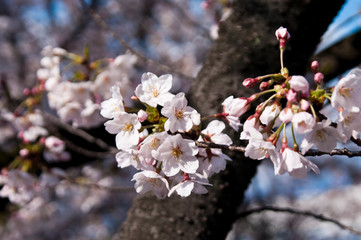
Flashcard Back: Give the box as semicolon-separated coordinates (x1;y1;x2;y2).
235;28;361;179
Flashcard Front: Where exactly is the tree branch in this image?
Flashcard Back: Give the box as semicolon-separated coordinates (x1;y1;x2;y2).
238;205;361;236
80;1;195;81
196;141;361;158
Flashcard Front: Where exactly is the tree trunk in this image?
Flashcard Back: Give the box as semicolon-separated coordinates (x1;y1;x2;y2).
114;1;344;239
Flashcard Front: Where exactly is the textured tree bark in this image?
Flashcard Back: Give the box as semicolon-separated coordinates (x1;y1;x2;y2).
115;1;344;239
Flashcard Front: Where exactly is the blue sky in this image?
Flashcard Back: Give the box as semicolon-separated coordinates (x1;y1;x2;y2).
316;0;361;53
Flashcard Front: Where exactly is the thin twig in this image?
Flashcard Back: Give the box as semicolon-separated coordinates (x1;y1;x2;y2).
196;141;361;158
196;141;246;152
49;169;135;193
238;206;361;236
80;0;195;80
43;112;115;152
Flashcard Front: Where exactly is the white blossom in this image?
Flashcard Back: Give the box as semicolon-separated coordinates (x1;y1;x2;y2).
135;72;174;107
279;148;320;179
222;96;249;131
331;68;361;112
100;85;125;119
301;119;346;154
292;112;315;134
104;112;141;150
152;134;199;176
161;92;200;133
132;170;169;199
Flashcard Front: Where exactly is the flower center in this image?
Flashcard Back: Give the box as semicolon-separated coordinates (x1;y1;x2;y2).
339;86;353;98
152;86;159;97
298;120;307;128
344;115;354;126
175;108;184;120
315;130;326;142
257;147;269;158
171;147;182;161
148;138;160;150
122;123;134;132
148;178;157;186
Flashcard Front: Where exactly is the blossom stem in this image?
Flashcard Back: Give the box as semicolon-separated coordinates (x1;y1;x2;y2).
259;93;277;112
280;48;284;70
291;123;299;151
309;102;318;121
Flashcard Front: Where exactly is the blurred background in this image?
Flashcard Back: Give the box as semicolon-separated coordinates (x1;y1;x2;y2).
0;0;361;239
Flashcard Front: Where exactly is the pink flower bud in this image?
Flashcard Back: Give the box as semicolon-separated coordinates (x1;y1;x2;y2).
19;148;30;157
137;109;148;122
242;77;259;88
23;88;31;96
131;95;139;101
314;72;324;85
311;61;319;73
286;89;297;102
300;99;310;111
259;81;269;91
275;26;291;48
31;87;38;95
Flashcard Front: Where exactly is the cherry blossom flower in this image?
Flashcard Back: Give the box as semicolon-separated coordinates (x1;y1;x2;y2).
279;148;320;179
337;110;361;140
260;103;281;125
138;132;169;169
240;116;260;140
222;96;249;131
161;92;200;133
168;173;211;197
135;72;174;107
301;119;346;154
288;75;309;96
115;149;146;170
243;127;282;174
100;85;125;119
104;112;141;150
43;136;71;162
152;134;199;176
331;68;361;113
93;52;136;101
292;112;315;134
279;108;293;123
132;170;169;199
197;120;232;177
0;170;38;206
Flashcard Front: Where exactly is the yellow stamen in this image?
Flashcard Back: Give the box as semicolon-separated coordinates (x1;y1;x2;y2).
148;138;160;150
152;86;159;97
315;130;326;142
339;86;353;98
175;109;184;120
122;123;133;132
148;178;157;186
171;147;182;161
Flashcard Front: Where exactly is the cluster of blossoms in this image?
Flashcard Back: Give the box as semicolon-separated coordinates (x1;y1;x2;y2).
38;46;136;128
238;27;361;178
2;26;361;204
101;27;361;199
101;72;237;198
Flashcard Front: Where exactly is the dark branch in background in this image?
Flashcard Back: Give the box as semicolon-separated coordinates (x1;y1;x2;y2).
50;170;135;193
238;206;361;236
160;0;211;39
59;0;100;49
79;0;195;81
43;112;115;152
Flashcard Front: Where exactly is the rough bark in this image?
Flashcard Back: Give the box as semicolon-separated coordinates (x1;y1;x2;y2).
115;1;344;239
